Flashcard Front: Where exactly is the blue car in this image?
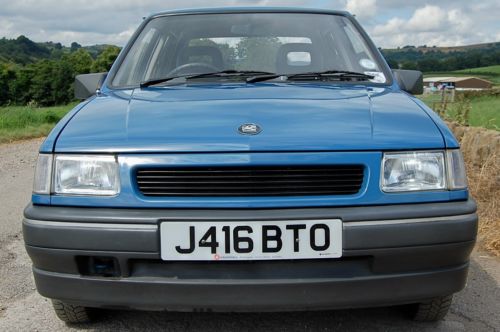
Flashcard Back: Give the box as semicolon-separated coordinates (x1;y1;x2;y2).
23;7;477;324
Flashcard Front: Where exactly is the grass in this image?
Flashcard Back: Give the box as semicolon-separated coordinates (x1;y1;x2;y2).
0;103;75;143
0;99;498;256
462;140;500;256
419;92;500;130
455;64;500;74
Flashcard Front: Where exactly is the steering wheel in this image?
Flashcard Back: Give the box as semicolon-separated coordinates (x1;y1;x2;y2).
167;62;220;77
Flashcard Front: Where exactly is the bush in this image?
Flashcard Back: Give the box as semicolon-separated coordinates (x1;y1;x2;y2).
0;46;121;107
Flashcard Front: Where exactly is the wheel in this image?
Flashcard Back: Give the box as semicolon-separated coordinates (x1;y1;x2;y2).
51;300;93;324
412;295;453;322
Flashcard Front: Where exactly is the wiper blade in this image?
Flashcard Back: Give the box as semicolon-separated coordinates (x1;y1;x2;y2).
140;76;186;88
140;69;372;87
287;70;374;81
140;70;277;87
246;70;375;84
246;74;283;83
188;70;277;79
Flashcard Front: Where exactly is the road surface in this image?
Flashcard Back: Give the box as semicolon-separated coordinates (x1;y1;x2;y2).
0;139;499;331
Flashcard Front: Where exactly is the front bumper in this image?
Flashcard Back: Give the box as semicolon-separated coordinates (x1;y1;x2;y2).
23;199;477;312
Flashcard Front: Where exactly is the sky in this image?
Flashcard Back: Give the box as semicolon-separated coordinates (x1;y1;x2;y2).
0;0;499;48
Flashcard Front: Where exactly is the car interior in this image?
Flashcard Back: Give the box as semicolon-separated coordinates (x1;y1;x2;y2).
113;13;378;86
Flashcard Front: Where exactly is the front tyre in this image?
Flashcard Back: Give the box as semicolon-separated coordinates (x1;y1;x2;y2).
52;300;93;324
412;295;453;322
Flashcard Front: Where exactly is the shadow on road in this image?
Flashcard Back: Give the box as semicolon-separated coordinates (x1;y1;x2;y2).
81;306;426;332
65;259;500;332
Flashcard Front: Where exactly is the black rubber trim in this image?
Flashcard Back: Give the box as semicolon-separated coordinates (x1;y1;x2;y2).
23;220;158;252
24;199;477;224
343;213;477;249
23;213;477;252
32;263;468;311
25;240;475;277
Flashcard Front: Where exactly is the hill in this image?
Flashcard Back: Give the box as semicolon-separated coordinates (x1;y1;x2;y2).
381;42;500;72
455;65;500;75
0;36;51;64
2;34;500;74
0;36;117;64
383;42;500;54
0;37;121;107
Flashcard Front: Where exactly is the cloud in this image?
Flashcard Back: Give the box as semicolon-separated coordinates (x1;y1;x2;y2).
0;0;319;45
407;5;447;32
0;0;498;48
370;4;486;47
345;0;377;19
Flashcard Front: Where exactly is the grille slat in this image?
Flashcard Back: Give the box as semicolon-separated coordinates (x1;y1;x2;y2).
139;184;362;190
136;165;364;197
137;178;363;185
138;170;364;173
137;173;363;179
138;167;362;173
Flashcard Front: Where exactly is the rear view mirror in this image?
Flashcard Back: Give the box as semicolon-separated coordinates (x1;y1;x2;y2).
393;70;423;95
74;73;107;100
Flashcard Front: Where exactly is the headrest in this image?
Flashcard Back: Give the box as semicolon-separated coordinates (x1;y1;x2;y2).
177;46;224;68
276;43;317;74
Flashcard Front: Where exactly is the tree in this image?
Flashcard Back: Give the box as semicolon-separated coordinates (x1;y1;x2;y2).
52;58;75;105
91;46;121;72
385;58;398;69
10;65;34;104
401;61;418;70
236;37;282;72
416;58;441;72
70;42;82;52
67;49;93;74
0;63;17;105
29;60;57;106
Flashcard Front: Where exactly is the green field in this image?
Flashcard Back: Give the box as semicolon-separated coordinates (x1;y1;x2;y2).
419;92;499;130
1;89;498;145
455;65;500;74
422;66;499;129
0;103;75;143
425;65;500;86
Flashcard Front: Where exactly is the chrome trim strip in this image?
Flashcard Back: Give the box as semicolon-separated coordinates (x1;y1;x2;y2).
343;213;476;227
23;218;158;230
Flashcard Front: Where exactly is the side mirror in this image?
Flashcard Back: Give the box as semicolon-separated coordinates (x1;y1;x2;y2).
74;72;107;100
393;70;423;95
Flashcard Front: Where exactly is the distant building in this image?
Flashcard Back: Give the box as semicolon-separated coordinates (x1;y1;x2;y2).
423;77;492;90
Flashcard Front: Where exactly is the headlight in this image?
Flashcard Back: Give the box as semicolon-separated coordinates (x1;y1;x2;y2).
33;154;53;194
54;155;120;196
382;151;446;192
381;150;468;192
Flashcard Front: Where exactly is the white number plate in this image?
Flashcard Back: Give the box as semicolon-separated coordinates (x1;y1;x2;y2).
160;220;342;261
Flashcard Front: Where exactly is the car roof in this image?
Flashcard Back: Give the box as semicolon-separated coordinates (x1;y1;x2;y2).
148;7;351;19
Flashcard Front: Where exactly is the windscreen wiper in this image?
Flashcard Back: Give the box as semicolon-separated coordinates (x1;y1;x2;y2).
286;70;374;81
246;70;375;84
140;69;373;87
140;70;278;87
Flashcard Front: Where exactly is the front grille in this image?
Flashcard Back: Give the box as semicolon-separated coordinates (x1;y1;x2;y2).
136;165;364;197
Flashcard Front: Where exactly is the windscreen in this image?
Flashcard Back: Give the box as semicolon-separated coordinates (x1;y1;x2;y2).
112;13;386;87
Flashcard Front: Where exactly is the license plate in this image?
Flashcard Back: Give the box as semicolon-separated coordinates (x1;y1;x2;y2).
160;220;342;261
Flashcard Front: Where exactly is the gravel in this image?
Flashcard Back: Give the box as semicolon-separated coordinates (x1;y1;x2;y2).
0;138;498;331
